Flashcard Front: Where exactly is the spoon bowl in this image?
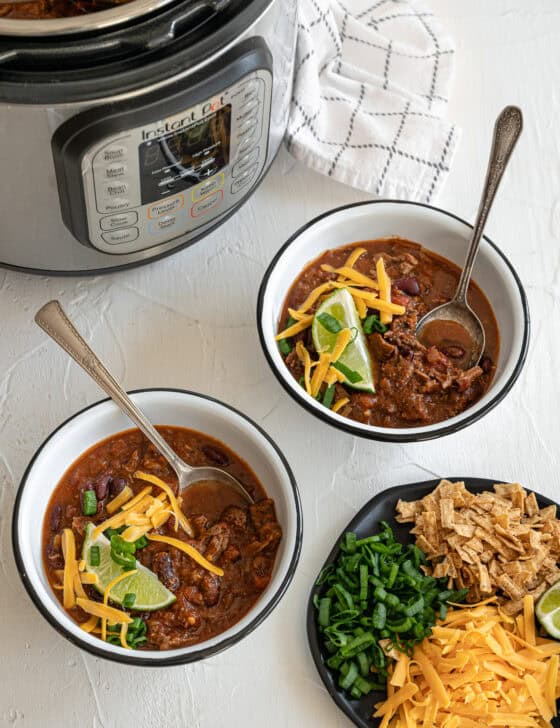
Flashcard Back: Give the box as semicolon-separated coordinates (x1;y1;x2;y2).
34;300;254;535
416;105;523;369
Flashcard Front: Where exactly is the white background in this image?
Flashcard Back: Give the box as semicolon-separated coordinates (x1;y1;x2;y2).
1;2;559;725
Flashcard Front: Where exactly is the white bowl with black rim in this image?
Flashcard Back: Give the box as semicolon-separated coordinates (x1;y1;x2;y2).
257;200;530;443
12;388;302;666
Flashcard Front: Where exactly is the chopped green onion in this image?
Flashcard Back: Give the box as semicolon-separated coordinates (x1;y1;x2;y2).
322;384;336;409
82;489;97;516
332;361;363;384
363;314;388;335
123;593;136;609
318;597;331;628
111;534;136;554
339;661;358;690
316;312;343;334
89;545;100;567
134;536;149;550
278;338;292;356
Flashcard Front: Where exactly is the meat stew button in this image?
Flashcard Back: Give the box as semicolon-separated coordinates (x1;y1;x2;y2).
101;227;139;245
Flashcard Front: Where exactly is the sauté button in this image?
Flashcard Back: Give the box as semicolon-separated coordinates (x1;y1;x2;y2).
101;227;139;245
99;211;138;231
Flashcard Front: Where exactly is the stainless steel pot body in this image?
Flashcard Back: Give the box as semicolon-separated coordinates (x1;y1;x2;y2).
0;0;296;273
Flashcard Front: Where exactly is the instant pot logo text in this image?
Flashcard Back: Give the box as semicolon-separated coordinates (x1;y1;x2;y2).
141;99;225;140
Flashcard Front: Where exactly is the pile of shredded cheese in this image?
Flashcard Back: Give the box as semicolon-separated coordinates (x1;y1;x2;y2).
376;597;560;727
275;248;405;408
55;470;222;646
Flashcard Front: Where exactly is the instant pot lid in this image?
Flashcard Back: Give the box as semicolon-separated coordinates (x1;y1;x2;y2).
0;0;222;36
0;0;271;104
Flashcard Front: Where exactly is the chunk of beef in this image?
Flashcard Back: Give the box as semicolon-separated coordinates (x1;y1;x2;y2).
456;366;483;393
284;348;304;379
222;545;241;563
200;573;220;607
249;499;276;531
221;505;247;531
201;445;229;467
190;514;209;537
368;333;397;362
205;522;230;563
152;551;180;593
71;516;91;537
252;556;273;591
181;586;205;607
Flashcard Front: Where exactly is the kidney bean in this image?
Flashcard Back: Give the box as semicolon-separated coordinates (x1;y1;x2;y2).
201;445;229;466
394;277;420;296
95;474;111;501
109;477;127;497
441;345;466;359
480;355;493;373
49;504;62;532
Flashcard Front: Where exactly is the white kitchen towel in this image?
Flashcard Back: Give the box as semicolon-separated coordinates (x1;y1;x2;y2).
286;0;459;202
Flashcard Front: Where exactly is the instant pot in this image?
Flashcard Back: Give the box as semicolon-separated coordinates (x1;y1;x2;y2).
0;0;296;273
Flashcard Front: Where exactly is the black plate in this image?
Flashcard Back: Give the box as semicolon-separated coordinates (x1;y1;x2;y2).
307;477;560;728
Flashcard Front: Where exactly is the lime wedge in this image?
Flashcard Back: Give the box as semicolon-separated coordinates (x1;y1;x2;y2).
82;523;175;611
536;580;560;639
312;288;374;393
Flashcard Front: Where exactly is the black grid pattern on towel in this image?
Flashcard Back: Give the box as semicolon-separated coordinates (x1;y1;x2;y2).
286;0;457;203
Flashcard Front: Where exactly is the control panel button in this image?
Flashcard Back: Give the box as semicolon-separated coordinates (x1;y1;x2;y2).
238;80;260;100
237;131;258;158
237;116;259;137
100;211;138;231
148;211;186;235
98;198;131;213
231;164;259;195
191;173;224;202
236;99;260;122
102;181;129;197
147;194;185;219
101;227;139;245
98;145;127;163
233;147;260;177
104;163;127;179
190;190;224;218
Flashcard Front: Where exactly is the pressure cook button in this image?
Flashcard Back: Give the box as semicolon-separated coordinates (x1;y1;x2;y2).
99;211;138;231
190;190;224;218
104;163;127;179
103;181;129;197
147;194;185;219
98;198;131;213
101;227;139;245
99;145;127;163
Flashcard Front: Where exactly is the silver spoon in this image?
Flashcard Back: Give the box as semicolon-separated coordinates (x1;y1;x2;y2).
416;105;523;369
35;300;254;536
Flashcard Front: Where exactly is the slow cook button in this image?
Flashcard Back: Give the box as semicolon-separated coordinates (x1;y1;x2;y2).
148;210;186;235
190;190;224;218
101;227;139;245
147;194;184;219
99;211;138;231
230;165;259;194
98;197;131;213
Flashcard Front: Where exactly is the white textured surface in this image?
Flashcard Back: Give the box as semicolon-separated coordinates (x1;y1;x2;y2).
1;2;559;725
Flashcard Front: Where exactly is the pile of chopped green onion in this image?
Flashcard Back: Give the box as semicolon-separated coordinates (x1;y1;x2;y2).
314;521;467;700
106;617;147;648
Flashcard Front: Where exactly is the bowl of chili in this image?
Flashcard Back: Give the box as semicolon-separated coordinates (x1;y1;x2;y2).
12;388;302;665
257;200;529;442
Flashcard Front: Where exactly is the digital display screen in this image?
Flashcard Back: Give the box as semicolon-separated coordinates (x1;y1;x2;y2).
139;105;231;204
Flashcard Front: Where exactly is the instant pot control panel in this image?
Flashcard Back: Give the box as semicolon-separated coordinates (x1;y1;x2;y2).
53;42;272;255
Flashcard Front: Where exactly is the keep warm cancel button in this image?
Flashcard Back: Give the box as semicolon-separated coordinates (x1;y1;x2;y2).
190;190;224;218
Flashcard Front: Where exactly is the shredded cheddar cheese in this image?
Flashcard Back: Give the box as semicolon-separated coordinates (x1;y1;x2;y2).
310;352;332;397
274;314;314;341
376;256;393;325
120;622;130;650
344;286;404;315
106;485;133;514
79;615;99;633
353;294;368;319
147;533;224;577
330;328;353;363
321;264;380;290
295;341;313;394
376;599;560;727
332;397;349;413
76;597;133;625
121;486;153;511
287;307;311;322
295;282;333;314
61;528;77;609
344;246;366;269
102;570;138;642
133;471;193;537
